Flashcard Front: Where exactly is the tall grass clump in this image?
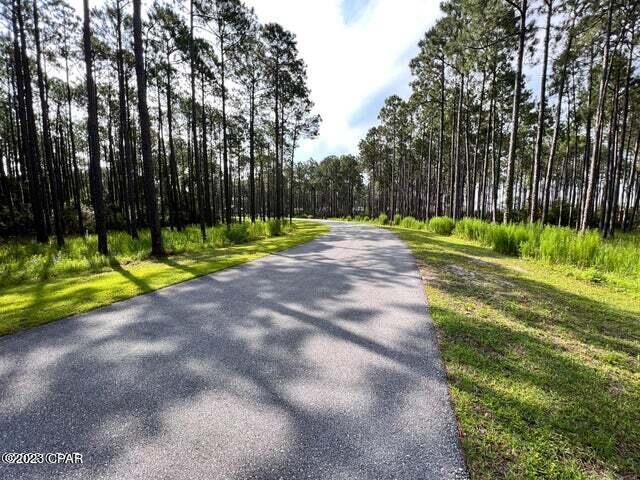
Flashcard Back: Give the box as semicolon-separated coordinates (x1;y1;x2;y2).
0;219;294;286
399;216;422;230
427;216;455;235
266;219;282;236
224;223;250;244
247;221;268;239
534;227;640;275
595;234;640;275
376;213;389;225
454;218;640;277
455;218;539;256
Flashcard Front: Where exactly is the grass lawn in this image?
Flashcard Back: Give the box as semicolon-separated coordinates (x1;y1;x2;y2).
0;220;328;337
392;227;640;479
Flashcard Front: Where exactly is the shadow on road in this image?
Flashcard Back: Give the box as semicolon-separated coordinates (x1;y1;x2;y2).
0;223;465;479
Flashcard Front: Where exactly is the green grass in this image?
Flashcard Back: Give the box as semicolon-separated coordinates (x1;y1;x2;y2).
336;216;640;286
337;213;456;234
454;218;640;280
392;227;640;479
0;219;295;286
0;220;328;336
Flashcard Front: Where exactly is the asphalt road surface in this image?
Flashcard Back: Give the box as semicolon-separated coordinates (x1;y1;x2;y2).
0;221;467;479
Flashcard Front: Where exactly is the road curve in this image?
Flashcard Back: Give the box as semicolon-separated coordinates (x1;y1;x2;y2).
0;221;467;480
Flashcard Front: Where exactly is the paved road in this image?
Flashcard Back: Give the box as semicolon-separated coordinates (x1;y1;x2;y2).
0;221;467;480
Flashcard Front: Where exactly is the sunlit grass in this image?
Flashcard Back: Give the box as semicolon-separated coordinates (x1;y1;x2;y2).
0;219;297;287
0;220;328;336
393;227;640;479
336;215;640;285
454;218;640;278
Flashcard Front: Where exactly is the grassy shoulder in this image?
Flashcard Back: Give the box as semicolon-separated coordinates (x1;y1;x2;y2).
391;227;640;479
0;220;328;337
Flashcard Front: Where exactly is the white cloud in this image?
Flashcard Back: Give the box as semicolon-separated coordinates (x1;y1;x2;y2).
71;0;441;161
245;0;442;161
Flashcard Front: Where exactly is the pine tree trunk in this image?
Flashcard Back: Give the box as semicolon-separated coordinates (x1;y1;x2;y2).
82;0;108;255
504;0;528;223
201;73;212;226
436;57;445;216
165;54;181;231
541;47;570;224
530;0;553;222
610;28;634;234
249;81;256;223
116;0;137;238
133;0;163;256
33;0;64;247
12;0;47;243
189;0;206;240
581;0;613;232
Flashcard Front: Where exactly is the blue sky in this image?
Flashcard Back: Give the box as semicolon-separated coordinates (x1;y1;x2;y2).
246;0;442;161
340;0;372;24
69;0;443;162
67;0;550;163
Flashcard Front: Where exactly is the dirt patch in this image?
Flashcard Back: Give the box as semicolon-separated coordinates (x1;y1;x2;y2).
447;264;477;280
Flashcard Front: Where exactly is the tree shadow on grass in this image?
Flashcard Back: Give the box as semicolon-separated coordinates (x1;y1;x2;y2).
399;230;640;356
432;303;640;478
0;222;465;480
156;255;203;277
1;227;327;337
109;257;153;292
395;229;640;478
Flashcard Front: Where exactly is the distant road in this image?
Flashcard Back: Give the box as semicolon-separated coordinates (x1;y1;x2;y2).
0;221;467;479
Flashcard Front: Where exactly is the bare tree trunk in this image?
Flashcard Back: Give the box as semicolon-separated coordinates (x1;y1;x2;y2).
33;0;64;246
133;0;163;256
201;73;212;226
503;0;528;223
190;0;206;240
426;128;433;218
581;0;613;232
63;24;84;233
609;27;634;235
541;45;570;224
249;81;256;223
165;55;181;231
83;0;108;255
530;0;553;222
623;130;640;230
12;0;47;243
471;69;486;216
453;74;463;221
436;57;445;216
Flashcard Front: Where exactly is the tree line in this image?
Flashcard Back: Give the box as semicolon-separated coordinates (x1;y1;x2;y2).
0;0;320;254
309;0;640;236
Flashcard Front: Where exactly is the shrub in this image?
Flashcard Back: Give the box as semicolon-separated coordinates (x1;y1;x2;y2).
376;213;389;225
428;216;455;235
224;223;249;244
247;221;268;239
400;216;422;230
453;218;640;277
266;219;282;237
0;219;296;287
454;218;536;256
393;214;403;226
